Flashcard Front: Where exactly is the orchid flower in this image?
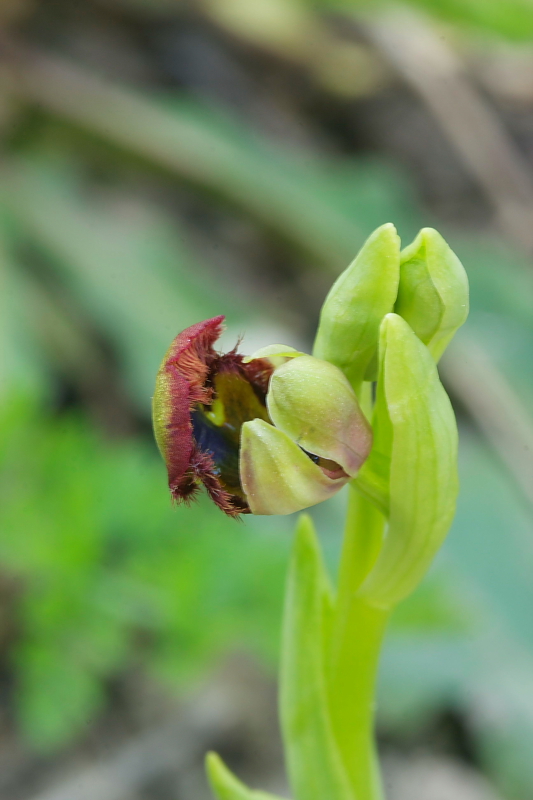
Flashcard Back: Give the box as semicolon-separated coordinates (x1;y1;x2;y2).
152;223;469;800
152;317;372;516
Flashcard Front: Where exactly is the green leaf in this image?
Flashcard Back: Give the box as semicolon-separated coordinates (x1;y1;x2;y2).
280;515;355;800
359;314;459;609
395;228;469;361
313;223;400;390
206;752;284;800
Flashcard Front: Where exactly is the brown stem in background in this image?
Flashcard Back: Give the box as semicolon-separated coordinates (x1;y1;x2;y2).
361;8;533;255
442;336;533;512
0;40;362;272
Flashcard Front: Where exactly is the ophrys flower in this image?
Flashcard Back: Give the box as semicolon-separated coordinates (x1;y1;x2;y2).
153;316;372;516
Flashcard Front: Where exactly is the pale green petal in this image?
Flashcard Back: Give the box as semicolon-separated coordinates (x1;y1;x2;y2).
360;314;459;608
240;419;348;515
395;227;469;361
267;355;372;476
243;343;304;368
313;223;400;389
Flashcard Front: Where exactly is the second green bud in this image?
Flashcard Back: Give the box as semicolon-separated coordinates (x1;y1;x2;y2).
395;227;469;361
313;223;400;392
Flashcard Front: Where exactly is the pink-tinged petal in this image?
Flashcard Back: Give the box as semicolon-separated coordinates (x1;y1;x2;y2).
266;355;372;476
240;419;350;515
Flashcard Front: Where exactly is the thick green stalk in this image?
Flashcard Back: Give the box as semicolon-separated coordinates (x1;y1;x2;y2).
327;486;389;800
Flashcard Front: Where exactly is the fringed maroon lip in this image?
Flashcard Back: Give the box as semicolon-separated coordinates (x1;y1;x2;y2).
152;316;274;517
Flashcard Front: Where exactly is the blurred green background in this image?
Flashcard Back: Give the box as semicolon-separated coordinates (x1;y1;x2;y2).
1;1;533;799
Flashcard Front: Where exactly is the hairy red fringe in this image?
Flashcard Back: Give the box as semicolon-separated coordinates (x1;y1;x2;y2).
162;317;224;504
162;316;265;517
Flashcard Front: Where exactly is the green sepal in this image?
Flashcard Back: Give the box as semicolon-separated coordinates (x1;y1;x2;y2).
280;515;355;800
206;752;284;800
313;223;400;391
395;227;469;361
359;314;459;609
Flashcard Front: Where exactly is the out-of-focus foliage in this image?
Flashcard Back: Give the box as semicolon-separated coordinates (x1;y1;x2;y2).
0;394;292;749
309;0;533;40
0;1;532;798
206;0;533;48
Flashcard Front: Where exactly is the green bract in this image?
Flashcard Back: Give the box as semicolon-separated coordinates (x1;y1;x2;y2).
395;227;469;361
356;313;459;609
313;223;400;391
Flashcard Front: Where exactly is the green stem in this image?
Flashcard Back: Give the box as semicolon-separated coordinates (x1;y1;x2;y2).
328;485;389;800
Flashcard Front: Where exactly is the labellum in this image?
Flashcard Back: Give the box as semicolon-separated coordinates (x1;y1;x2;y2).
152;316;274;516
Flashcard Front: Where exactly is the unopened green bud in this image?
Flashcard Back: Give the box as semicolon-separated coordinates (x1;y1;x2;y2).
356;313;459;609
313;223;400;391
395;228;469;361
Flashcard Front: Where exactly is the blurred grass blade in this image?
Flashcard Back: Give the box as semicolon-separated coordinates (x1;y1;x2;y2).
10;46;361;269
0;235;46;395
280;515;355;800
206;753;284;800
441;335;533;512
